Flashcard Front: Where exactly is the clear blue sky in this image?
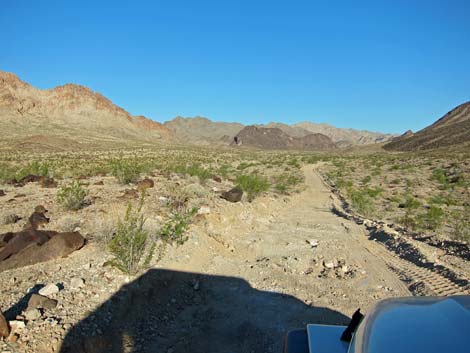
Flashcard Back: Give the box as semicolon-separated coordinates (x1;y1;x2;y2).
1;1;469;133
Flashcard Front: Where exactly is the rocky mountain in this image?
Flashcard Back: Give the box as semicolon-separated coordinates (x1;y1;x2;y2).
290;122;395;147
164;116;243;145
0;71;172;148
384;102;470;151
232;125;336;150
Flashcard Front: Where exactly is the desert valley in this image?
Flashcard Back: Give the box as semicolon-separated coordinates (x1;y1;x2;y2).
0;71;469;353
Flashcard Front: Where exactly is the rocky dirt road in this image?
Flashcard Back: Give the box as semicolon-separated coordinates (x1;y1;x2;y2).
60;165;413;353
3;165;468;353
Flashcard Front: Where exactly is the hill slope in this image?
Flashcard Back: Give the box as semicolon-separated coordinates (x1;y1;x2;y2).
384;102;470;151
0;71;172;148
232;125;336;150
164;116;243;145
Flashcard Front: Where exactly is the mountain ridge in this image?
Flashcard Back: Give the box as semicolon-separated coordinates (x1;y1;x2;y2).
384;102;470;151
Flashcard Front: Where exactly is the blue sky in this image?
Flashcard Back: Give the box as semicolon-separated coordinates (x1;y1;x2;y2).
1;1;469;133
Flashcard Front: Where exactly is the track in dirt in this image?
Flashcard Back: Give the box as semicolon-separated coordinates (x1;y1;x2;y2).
60;165;469;353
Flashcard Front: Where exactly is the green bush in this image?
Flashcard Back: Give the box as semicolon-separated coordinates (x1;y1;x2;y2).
57;181;87;210
348;188;373;216
14;161;50;181
160;207;197;245
451;208;470;242
186;164;212;184
110;158;142;184
431;168;448;187
236;174;270;201
273;173;303;194
108;201;153;274
418;205;444;231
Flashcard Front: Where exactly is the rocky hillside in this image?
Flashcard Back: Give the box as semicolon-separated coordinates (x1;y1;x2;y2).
232;125;336;150
384;102;470;151
164;116;243;145
0;71;172;148
291;122;395;147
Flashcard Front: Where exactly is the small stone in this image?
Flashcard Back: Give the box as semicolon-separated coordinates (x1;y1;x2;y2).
8;320;25;330
341;265;349;273
304;268;314;275
307;239;319;247
27;294;58;311
38;283;59;296
24;309;41;321
70;277;85;290
197;206;211;215
221;187;243;203
323;261;335;269
0;312;9;338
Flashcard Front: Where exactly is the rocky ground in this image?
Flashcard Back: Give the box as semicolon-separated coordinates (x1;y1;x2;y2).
0;164;469;353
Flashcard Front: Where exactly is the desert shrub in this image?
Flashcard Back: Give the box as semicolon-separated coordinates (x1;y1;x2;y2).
15;161;50;181
451;208;470;242
431;168;449;187
365;187;383;198
418;205;444;231
236;174;270;201
110;158;142;184
390;178;401;185
287;158;300;169
108;201;154;274
273;173;303;194
401;194;421;209
57;181;87;210
160;207;197;245
186;164;212;184
361;175;372;184
217;164;232;179
348;188;373;216
0;163;15;182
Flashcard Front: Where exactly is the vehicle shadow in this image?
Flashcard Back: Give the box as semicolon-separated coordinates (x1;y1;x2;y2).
59;269;349;353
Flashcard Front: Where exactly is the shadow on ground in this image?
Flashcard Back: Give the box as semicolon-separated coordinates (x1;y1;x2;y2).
60;269;349;353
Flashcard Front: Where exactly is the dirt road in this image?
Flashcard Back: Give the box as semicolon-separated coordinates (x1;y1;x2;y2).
62;165;415;353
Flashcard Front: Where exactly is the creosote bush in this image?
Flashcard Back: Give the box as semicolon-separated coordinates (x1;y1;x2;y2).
57;181;87;210
108;199;154;275
160;207;198;245
236;174;270;201
110;158;142;184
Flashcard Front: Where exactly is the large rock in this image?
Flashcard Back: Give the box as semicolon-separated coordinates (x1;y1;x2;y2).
0;311;9;338
221;187;243;202
0;231;85;272
27;294;58;311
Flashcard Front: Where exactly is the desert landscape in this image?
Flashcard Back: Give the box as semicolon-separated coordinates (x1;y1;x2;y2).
0;70;468;352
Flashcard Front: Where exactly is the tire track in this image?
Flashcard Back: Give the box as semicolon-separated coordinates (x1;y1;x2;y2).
365;242;470;296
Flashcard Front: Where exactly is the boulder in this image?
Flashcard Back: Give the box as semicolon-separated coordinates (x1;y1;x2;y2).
0;190;5;197
221;187;243;202
137;178;154;191
0;311;9;338
40;177;58;188
0;231;85;272
27;294;58;311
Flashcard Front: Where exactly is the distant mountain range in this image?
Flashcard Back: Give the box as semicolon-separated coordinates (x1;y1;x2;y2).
2;70;467;152
384;102;470;151
163;117;396;148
